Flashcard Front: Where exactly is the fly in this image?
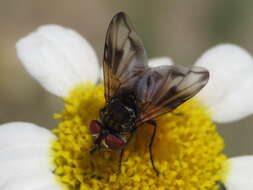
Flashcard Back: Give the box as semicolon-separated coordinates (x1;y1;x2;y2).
89;12;209;175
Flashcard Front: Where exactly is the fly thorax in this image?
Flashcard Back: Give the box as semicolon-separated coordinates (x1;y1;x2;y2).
100;100;136;133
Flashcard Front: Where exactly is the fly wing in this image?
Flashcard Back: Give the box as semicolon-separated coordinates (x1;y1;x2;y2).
103;12;148;102
135;65;209;124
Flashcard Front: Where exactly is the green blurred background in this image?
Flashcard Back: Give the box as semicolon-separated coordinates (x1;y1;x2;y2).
0;0;253;157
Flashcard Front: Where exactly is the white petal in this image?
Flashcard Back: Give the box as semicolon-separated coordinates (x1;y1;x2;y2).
226;156;253;190
0;122;61;190
1;172;60;190
16;25;100;97
195;44;253;123
148;57;174;67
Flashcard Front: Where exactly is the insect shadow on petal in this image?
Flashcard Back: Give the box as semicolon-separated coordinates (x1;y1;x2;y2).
89;12;209;176
216;181;227;190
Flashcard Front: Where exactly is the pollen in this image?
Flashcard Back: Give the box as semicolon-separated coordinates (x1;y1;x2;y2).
51;82;227;190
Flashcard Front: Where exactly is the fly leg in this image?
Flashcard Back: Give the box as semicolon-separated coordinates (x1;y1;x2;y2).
118;149;125;174
118;132;135;174
147;120;160;176
90;134;103;154
89;146;98;154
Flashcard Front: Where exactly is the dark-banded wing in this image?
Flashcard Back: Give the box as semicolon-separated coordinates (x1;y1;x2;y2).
103;12;148;102
135;65;209;125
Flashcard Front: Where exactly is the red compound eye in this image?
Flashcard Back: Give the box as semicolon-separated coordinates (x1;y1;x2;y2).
105;134;125;150
89;120;102;135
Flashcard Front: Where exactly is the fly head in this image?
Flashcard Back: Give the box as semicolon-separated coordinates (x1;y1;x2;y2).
89;120;126;151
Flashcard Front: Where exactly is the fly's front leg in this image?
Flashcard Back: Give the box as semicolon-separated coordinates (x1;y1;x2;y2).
90;145;98;154
118;149;124;174
146;120;160;176
117;132;135;174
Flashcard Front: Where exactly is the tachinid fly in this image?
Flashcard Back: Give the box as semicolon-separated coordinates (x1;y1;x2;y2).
89;12;209;175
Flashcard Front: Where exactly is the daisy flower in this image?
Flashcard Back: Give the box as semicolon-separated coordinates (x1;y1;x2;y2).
1;22;253;190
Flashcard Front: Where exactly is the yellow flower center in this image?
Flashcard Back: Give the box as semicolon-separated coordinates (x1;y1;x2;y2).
51;82;227;190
